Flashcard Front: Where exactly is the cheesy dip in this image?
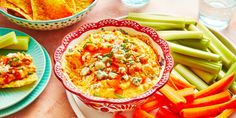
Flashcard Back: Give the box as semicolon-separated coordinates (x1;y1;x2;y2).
62;30;163;99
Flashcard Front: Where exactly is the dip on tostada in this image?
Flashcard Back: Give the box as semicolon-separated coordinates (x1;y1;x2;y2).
0;52;37;88
62;30;164;99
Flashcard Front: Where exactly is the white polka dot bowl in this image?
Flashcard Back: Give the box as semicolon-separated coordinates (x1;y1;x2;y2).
0;0;98;30
54;19;174;112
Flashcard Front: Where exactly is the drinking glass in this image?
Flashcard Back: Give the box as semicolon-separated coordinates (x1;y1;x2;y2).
199;0;236;30
121;0;150;8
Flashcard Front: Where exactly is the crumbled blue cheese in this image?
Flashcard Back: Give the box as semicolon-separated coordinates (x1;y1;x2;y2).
131;77;142;86
102;57;109;62
102;34;116;41
102;42;112;48
108;72;117;79
7;53;17;57
96;70;108;80
95;61;105;70
114;54;125;60
97;55;103;60
91;83;101;89
122;74;129;81
0;64;10;73
80;67;90;76
118;67;126;73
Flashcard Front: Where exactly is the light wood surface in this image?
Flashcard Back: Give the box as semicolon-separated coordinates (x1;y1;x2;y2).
0;0;235;118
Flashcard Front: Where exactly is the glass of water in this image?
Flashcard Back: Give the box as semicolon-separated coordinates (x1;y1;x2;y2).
199;0;236;30
121;0;150;8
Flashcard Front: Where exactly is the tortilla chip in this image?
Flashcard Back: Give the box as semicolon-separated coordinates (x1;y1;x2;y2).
74;0;93;13
0;0;32;20
31;0;73;20
7;0;32;14
65;0;76;13
0;73;38;88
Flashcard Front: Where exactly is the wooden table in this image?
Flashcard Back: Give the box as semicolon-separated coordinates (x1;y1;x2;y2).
0;0;236;117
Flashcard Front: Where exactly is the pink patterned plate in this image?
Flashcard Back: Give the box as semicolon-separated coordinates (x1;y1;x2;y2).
54;19;174;112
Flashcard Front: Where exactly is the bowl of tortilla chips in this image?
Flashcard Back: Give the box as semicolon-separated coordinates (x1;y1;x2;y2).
0;0;97;30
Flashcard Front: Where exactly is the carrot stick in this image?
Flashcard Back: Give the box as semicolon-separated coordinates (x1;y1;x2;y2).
184;90;231;108
141;100;162;112
145;91;168;103
215;109;236;118
177;88;195;102
156;106;180;118
133;108;154;118
195;73;235;98
159;85;187;106
180;98;236;118
170;76;196;89
113;112;127;118
167;78;179;90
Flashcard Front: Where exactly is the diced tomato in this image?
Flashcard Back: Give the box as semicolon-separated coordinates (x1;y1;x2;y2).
115;88;123;95
113;112;126;118
140;57;148;64
132;46;139;52
14;71;22;80
22;58;31;65
107;77;121;90
99;47;112;54
134;66;141;72
85;44;98;52
3;73;9;84
1;57;9;65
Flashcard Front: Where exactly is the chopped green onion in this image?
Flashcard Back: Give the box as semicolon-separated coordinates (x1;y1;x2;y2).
115;94;124;99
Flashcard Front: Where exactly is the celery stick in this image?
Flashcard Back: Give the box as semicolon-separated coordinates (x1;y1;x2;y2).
197;22;236;68
175;64;208;90
128;13;185;24
128;13;196;24
178;38;209;50
229;82;236;94
171;68;190;83
157;31;203;40
187;24;199;31
217;70;226;81
136;21;185;30
168;42;220;61
191;68;217;84
3;36;30;50
0;31;17;48
172;53;222;74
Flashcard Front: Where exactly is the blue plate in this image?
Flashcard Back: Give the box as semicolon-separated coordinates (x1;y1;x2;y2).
0;47;51;117
0;28;46;110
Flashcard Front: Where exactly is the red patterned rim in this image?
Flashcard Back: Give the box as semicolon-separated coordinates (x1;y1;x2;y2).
54;19;174;104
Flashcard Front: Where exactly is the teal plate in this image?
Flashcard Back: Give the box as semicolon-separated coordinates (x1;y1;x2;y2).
0;28;46;110
0;47;51;117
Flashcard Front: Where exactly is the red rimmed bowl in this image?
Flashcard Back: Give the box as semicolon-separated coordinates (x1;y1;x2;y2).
54;19;174;112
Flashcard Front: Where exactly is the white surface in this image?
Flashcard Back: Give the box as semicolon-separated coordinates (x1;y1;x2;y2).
66;91;133;118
